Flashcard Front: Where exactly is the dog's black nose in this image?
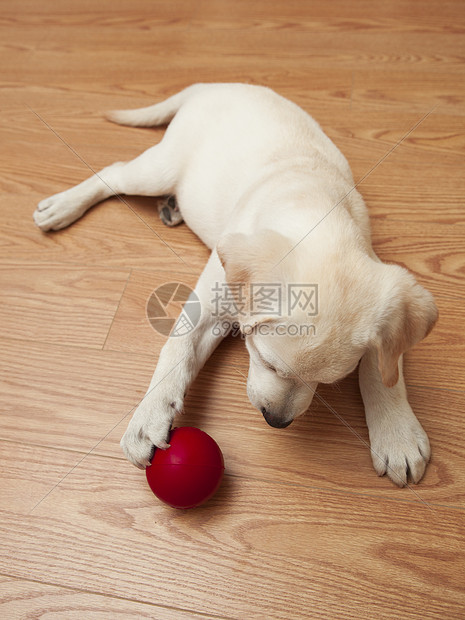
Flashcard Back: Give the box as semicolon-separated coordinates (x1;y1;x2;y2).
261;407;293;429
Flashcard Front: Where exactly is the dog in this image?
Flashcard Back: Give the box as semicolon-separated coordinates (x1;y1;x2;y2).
33;84;437;486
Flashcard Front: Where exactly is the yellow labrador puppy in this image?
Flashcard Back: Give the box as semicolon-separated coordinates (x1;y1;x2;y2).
34;84;437;486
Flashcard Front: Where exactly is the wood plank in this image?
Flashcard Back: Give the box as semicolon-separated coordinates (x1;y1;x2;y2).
0;338;152;454
102;269;199;354
0;265;129;348
353;70;465;115
0;31;354;100
370;219;465;297
0;443;84;515
0;576;207;619
1;2;464;75
404;305;464;392
330;109;465;170
2;0;464;24
359;160;465;225
0;446;464;619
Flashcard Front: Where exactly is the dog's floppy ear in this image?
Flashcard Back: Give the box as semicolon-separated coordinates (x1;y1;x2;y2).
216;233;253;286
216;230;294;325
371;264;438;387
216;230;293;285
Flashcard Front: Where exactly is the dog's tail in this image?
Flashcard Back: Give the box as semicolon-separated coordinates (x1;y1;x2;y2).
106;85;202;128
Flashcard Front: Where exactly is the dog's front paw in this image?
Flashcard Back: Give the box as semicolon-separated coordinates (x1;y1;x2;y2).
369;414;431;487
120;398;181;469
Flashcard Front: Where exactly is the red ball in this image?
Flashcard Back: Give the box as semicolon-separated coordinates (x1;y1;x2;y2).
146;427;225;509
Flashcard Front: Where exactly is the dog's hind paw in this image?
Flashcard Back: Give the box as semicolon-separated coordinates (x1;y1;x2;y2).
158;195;183;227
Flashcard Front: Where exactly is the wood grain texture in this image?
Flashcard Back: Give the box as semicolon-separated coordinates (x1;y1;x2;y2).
353;70;465;115
1;445;464;620
0;194;210;272
0;576;207;619
1;0;464;617
0;265;130;348
0;338;152;453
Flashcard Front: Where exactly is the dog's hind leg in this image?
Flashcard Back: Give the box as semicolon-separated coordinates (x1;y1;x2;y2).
33;140;178;231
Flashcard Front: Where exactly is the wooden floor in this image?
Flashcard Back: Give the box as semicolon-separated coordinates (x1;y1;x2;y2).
1;0;464;617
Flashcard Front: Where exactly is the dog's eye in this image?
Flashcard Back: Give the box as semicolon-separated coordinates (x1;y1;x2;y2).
264;361;277;372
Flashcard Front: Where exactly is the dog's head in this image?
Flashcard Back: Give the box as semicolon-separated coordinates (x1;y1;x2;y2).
217;230;437;429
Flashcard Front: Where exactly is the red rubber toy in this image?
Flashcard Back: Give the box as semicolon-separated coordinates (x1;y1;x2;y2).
146;427;225;509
